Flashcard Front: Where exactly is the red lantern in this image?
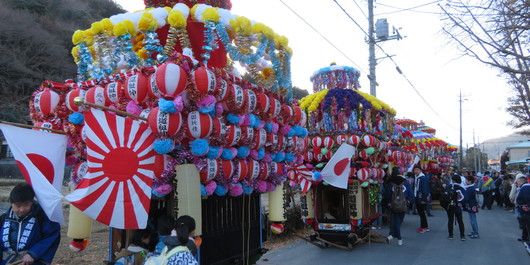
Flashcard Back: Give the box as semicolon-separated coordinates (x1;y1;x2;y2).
311;136;323;147
347;135;360;146
292;106;303;125
85;85;107;106
74;161;88;180
323;136;334;149
246;89;257;113
225;125;241;147
239;126;254;145
221;160;234;178
192;67;216;95
255;92;270;114
148;73;162;98
156;62;188;99
186;111;212;139
357;168;369;181
234;160;248;182
335;134;347;145
298;111;307;126
358;150;370;160
153;154;168;179
33;121;59;132
391;151;403;162
268;96;281;117
215;79;229;102
210;117;226;138
303;151;314;162
148;107;183;136
34;88;60;116
105;81;124;103
66;88;86;112
247;159;260;180
259;162;270;180
270;162;283;176
125;73;149;103
200;159;219;183
251;128;267;149
362;135;376;147
280;104;293;120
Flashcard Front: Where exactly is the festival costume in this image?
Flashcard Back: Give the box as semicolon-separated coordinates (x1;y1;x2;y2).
0;202;61;265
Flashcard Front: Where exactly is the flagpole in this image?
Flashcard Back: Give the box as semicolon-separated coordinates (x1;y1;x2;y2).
74;97;148;121
0;120;66;134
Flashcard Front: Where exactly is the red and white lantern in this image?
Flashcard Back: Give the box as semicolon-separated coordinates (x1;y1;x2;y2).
200;159;219;183
33;121;58;132
247;159;260;180
148;73;162;98
66;88;86;112
85;85;107;106
259;162;270;180
153;154;169;179
105;81;124;103
234;160;248;182
34;88;60;116
323;136;334;149
148;107;183;136
255;92;270;114
125;73;149;103
225;125;242;147
251;128;267;149
210;117;226;138
156;62;188;98
311;136;323;147
74;161;89;179
221;160;234;179
347;135;360;146
362;135;376;147
192;67;216;95
246;89;257;113
357;168;369;181
303;152;314;162
186;111;212;139
268;96;281;117
335;134;347;145
215;80;229;102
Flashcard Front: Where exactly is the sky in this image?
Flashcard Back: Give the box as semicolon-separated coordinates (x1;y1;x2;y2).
114;0;516;150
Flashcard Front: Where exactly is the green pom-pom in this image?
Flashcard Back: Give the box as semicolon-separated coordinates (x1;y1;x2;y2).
321;148;328;155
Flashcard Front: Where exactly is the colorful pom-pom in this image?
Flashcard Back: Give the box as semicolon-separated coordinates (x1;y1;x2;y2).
206;146;221;159
229;183;243;196
264;122;273;132
256;180;267;193
173;96;184;112
68;112;84;125
221;148;236;160
273;152;285;162
126;100;142;115
284;153;295;162
200;184;207;197
215;184;228;196
159;98;177;113
237;146;250;158
154;139;174;154
206;181;217;196
257;148;265;160
226;113;240;124
312;172;322;181
242;185;253;195
191;139;209;156
154;183;173;196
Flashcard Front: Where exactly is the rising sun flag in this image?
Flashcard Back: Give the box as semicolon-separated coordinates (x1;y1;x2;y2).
65;109;156;229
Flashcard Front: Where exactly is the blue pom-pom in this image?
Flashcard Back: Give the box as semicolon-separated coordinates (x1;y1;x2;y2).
274;152;285;162
159;98;177;113
292;125;302;135
257;148;265;160
248;114;259;128
226;113;240;125
199;105;215;114
264;122;273;132
154;139;174;154
285;153;295;162
312;172;322;181
237;146;250;158
200;184;207;197
286;128;296;137
152;189;164;198
68;112;84;125
299;128;308;138
270;152;277;161
191;139;209;156
242;185;253;195
215;184;228;196
221;148;235;160
206;146;220;159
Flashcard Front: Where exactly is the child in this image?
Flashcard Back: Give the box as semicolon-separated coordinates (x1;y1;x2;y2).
446;175;468;241
0;183;61;265
160;215;198;264
115;229;152;265
465;175;480;238
154;215;174;254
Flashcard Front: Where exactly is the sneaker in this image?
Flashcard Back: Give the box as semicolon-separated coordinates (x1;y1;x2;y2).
387;235;393;244
418;228;426;233
398;239;403;246
461;237;466;241
526;245;530;255
423;227;430;232
448;235;454;240
470;235;480;239
467;233;473;236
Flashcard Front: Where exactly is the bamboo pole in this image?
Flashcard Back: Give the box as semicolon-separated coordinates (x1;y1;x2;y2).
73;97;148;121
0;120;65;134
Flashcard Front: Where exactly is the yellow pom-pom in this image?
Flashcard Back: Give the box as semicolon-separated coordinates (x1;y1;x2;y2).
163;7;172;13
123;20;136;35
285;46;293;55
90;21;104;35
168;10;187;27
236;16;251;34
101;18;113;33
113;22;128;37
72;30;84;45
138;12;158;31
261;25;274;39
190;4;199;19
71;46;80;61
202;7;220;22
83;29;94;45
251;23;265;35
276;35;288;47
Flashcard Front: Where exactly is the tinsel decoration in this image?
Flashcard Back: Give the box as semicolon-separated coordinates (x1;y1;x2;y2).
368;184;380;205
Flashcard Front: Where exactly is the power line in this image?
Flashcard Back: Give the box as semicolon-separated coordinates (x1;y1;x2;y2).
376;0;442;15
351;0;368;18
277;0;368;74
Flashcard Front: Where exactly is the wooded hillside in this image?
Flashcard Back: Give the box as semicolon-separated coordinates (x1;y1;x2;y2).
0;0;124;122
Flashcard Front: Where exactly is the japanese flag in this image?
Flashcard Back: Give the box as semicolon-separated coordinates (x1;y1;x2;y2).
0;124;66;224
321;143;356;189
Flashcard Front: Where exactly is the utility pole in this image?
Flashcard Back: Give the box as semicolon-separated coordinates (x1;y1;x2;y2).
459;90;464;170
368;0;376;96
473;130;478;172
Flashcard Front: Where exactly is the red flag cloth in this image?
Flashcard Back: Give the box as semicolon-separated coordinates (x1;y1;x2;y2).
65;109;156;229
0;124;66;224
320;143;356;189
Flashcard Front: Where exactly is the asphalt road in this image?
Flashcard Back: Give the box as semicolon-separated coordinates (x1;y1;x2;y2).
258;206;529;265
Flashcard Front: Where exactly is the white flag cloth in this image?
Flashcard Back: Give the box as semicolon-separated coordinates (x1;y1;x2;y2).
321;143;356;189
0;124;66;224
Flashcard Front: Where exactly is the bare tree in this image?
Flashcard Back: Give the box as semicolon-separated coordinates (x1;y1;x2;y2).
440;0;530;130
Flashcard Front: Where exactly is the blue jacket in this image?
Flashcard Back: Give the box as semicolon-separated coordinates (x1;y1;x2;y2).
516;183;530;216
383;176;414;207
0;202;61;265
413;173;431;203
465;185;479;213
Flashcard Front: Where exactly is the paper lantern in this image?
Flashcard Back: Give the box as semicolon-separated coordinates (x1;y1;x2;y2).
347;135;360;146
221;160;234;179
271;223;284;234
66;88;86;112
391;151;403;162
156;62;188;98
315;153;325;162
234;160;248;182
268;96;281;117
105;81;124;103
292;106;303;125
255;92;270;114
246;89;257;113
420;163;429;171
251;128;267;149
148;73;162;98
186;111;212;139
276;135;286;152
153;154;168;179
362;135;376;147
349;167;357;178
247;159;260;180
259;162;270;180
85;85;107;106
303;152;314;162
210;117;226;138
125;73;149;103
74;161;88;180
298;110;307;126
270;162;283;176
324;149;334;160
357;168;369;181
139;109;151;120
81;125;88;143
200;159;219;183
34;88;60;116
311;136;323;147
33;121;59;132
280;104;293;120
225;125;241;147
215;79;229;102
148;107;183;136
335;134;347;145
323;136;334;149
266;133;279;151
192;67;216;95
239;126;254;145
358;150;370;160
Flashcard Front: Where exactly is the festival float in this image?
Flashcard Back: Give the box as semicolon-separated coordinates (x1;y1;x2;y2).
28;0;309;264
289;64;396;249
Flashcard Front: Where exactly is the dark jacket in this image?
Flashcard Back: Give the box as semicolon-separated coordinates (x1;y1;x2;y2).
465;185;479;213
516;183;530;216
162;235;197;259
383;175;414;207
0;202;61;265
413;173;431;203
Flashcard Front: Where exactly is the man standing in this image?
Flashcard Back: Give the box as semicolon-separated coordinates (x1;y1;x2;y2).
477;171;495;210
413;165;431;233
515;176;530;254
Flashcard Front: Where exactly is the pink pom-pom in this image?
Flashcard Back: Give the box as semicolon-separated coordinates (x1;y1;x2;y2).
256;180;268;193
250;150;259;160
206;181;217;195
65;155;77;166
271;123;279;134
173;96;184;112
126;100;142;115
262;153;272;163
289;181;297;187
305;163;314;169
241;115;251;126
295;155;304;164
257;120;266;129
280;125;291;136
267;182;276;192
215;103;224;117
154;183;173;196
229;183;243;196
197;95;216;108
